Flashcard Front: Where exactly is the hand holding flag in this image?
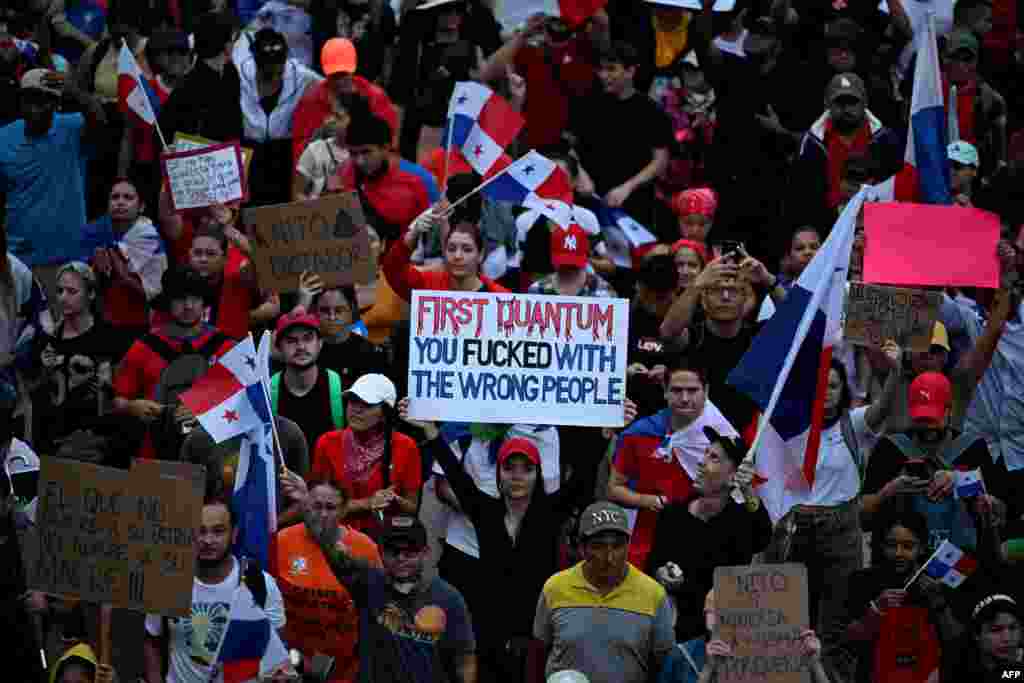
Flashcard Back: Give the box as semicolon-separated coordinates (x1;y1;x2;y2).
180;336;272;444
117;40;167;149
904;540;978;590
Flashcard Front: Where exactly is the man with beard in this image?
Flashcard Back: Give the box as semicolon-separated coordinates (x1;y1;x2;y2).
861;373;1007;554
282;473;478;683
143;497;289;683
271;308;345;454
790;72;901;230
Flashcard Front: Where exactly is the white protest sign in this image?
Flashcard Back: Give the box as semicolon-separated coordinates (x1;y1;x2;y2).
407;290;629;427
161;142;247;211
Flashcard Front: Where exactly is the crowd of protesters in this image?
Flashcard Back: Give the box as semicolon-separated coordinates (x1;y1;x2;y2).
1;0;1024;682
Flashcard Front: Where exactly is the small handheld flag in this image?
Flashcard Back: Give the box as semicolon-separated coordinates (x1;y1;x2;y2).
954;469;986;499
905;539;979;590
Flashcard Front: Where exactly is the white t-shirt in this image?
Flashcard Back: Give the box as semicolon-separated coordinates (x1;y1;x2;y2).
144;557;286;683
295;139;349;198
800;406;878;507
435;425;560;558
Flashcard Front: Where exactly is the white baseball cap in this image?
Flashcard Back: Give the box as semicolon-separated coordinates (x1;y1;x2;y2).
948;140;980;167
547;672;590;683
344;373;397;408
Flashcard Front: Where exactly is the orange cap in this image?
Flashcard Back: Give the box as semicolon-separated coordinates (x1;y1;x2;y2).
322;38;357;76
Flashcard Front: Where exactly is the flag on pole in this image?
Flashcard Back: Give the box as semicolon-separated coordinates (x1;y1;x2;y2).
234;423;277;568
592;199;658;267
955;469;986;498
870;16;951;204
117;42;160;128
727;187;867;523
217;582;290;682
442;82;524;178
482;150;575;228
180;336;272;444
922;540;979;588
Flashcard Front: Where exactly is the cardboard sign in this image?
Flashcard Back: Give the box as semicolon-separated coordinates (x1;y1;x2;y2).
26;457;205;616
843;283;942;352
712;564;811;683
162;142;248;211
407;290;630;427
172;132;254;178
242;192;375;293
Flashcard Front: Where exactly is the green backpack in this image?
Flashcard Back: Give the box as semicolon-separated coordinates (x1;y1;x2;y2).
269;369;345;429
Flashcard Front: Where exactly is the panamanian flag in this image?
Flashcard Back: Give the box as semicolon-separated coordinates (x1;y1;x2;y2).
217;581;290;682
869;14;951;204
728;187;868;522
180;335;272;444
923;540;979;588
117;41;160;129
442;82;523;178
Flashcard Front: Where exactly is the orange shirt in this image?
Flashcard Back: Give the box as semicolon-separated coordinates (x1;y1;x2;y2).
274;523;382;683
310;429;423;536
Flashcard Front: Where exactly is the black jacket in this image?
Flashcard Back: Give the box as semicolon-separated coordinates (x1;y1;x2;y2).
158;60;243;145
423;435;584;649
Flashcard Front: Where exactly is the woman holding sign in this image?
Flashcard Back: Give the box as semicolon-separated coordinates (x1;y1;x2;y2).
398;398;594;683
382;200;509;300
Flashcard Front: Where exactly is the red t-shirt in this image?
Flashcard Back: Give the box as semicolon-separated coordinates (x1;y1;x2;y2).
291;78;398;165
113;326;235;459
331;158;431;240
514;40;597;149
309;428;423;536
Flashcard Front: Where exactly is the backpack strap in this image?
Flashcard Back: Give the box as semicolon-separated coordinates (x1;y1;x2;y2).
142;333;181;363
195;331;228;357
270;372;281;415
326;369;345;429
884;433;924;460
839;412;865;484
241;558;268;610
938;433;980;468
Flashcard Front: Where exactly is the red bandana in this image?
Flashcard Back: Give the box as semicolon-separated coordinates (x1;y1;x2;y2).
825;118;872;209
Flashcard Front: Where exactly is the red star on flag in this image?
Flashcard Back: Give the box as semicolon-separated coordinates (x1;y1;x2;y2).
473;144;483;157
223;409;239;423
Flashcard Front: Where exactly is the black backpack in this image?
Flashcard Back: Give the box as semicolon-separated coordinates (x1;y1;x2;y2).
144;332;228;461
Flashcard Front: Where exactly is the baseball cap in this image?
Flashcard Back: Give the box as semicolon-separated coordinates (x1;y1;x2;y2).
578;501;631;540
344;373;397;408
827;72;867;103
20;69;62;97
551;224;589;269
497;437;541;468
946;29;980;57
379;515;428;549
275;307;321;341
908;372;952;425
547;672;590;683
971;593;1020;626
702;426;746;468
948;140;980;168
671;187;718;218
322;38;357;76
930;321;951;352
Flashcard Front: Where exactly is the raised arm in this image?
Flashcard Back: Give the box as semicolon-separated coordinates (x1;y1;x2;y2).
863;340;903;434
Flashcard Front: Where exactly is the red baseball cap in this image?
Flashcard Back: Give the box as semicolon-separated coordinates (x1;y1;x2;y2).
908;372;952;425
550;224;589;269
275;307;320;342
497;437;541;468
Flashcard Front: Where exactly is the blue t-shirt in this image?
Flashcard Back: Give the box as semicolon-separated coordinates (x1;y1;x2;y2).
354;571;475;683
0;113;91;267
